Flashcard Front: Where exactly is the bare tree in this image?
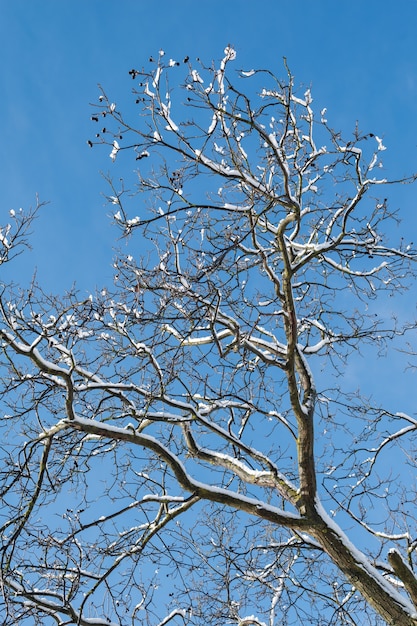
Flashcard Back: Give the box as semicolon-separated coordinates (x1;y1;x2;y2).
1;47;417;625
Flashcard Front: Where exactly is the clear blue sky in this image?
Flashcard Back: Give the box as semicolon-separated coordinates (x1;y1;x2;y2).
1;1;417;292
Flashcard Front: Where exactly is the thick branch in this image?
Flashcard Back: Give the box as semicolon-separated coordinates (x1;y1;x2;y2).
388;549;417;610
67;416;310;530
313;504;417;626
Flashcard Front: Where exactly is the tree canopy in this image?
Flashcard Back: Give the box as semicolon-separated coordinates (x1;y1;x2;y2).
1;47;417;626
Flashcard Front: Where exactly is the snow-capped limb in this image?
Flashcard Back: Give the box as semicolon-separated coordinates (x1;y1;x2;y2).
322;255;388;277
216;45;237;95
152;65;163;89
238;617;267;626
109;140;120;161
141;493;195;504
164;322;287;365
339;145;362;156
207;111;219;135
0;223;11;249
313;498;417;624
156;609;187;626
375;135;387;152
67;415;308;529
191;68;204;84
160;100;179;132
163;323;234;346
183;424;299;502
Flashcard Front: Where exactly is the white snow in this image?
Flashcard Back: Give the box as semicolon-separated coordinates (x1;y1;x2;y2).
0;225;10;249
160;101;178;132
144;82;155;98
109;140;120;162
223;46;236;61
191;69;203;84
207;112;218;135
152;66;162;89
375;135;387;151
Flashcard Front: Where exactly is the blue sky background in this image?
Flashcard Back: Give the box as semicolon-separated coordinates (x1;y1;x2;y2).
1;0;416;413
